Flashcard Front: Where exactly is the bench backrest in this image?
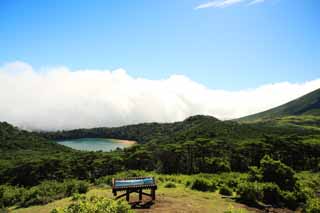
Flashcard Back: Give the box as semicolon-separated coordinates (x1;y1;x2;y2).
112;177;156;189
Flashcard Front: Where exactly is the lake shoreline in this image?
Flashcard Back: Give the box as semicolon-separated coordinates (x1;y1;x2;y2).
57;138;136;151
109;138;137;145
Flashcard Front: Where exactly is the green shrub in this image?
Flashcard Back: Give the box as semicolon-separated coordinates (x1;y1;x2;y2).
158;176;165;183
280;190;299;210
237;182;263;204
191;178;215;192
260;155;296;191
0;207;10;213
203;157;231;173
51;196;133;213
20;188;41;207
164;182;176;188
214;173;247;191
19;179;89;207
64;179;89;196
248;166;262;182
0;185;24;207
238;179;300;209
262;183;281;205
95;175;113;186
219;185;233;196
71;193;86;201
78;181;89;194
224;178;240;189
185;180;192;187
20;183;64;207
304;198;320;213
295;174;318;202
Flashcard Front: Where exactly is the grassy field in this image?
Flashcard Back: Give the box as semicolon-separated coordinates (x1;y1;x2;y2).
12;184;254;213
7;170;317;212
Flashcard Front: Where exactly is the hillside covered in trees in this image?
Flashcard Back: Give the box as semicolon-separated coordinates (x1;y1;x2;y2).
40;114;319;144
1;115;320;181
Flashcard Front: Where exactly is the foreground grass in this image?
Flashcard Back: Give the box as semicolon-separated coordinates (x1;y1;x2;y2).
9;170;319;212
11;188;110;213
142;183;252;213
12;184;252;213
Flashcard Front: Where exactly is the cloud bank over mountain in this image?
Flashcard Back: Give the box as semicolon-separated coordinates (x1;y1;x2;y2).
0;61;319;130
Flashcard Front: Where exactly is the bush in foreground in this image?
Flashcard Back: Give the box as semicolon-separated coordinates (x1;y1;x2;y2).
0;179;89;208
51;196;133;213
219;185;233;196
237;182;263;204
261;183;282;205
0;185;23;207
191;178;216;192
20;179;89;207
259;155;297;191
304;198;320;213
164;182;176;188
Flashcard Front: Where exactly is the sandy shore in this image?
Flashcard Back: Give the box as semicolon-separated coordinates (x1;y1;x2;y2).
110;139;137;146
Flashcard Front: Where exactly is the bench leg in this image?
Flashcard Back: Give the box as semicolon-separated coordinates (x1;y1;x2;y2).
151;189;155;200
139;189;142;201
126;190;130;201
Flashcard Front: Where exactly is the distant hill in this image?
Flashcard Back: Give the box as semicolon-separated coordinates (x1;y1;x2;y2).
0;121;71;153
238;88;320;123
40;114;319;144
3;113;317;158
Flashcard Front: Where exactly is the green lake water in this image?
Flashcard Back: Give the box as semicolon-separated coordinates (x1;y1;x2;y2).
57;138;135;151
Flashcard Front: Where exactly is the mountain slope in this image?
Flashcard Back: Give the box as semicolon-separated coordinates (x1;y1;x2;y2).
0;121;71;153
238;88;320;122
40;114;319;145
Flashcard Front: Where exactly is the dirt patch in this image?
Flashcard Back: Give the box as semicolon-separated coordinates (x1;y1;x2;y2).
128;191;256;213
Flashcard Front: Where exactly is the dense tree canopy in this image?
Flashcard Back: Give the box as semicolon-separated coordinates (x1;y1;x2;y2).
1;118;319;187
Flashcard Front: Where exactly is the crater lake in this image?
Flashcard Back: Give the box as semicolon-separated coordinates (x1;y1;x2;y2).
57;138;136;151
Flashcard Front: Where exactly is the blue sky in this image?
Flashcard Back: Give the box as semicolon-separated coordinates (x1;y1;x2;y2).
0;0;319;90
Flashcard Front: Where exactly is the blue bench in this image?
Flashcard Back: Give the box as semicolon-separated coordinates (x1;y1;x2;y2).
112;177;157;202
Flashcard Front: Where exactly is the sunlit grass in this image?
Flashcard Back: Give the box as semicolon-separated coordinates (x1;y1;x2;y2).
12;181;251;213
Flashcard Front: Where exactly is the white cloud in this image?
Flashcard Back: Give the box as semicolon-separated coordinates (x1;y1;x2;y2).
195;0;244;9
248;0;265;5
195;0;268;9
0;61;319;131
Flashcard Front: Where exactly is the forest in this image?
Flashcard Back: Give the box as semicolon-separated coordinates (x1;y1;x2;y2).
1;110;320;212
